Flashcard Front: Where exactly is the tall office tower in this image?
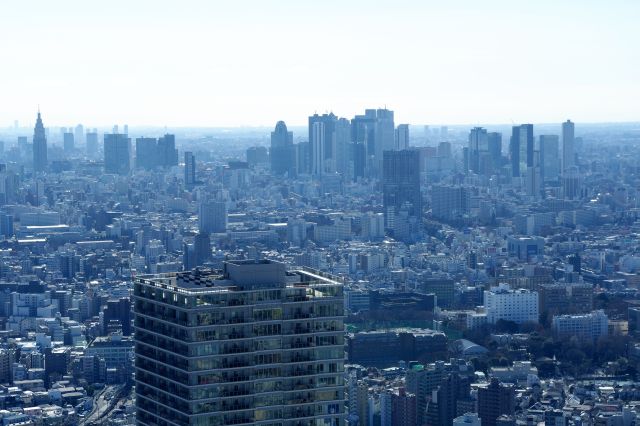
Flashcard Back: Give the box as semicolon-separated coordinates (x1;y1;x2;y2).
193;232;211;267
17;136;28;155
270;121;295;176
525;151;542;198
351;111;376;175
184;151;196;187
468;127;488;174
487;132;502;166
0;213;14;238
103;133;132;175
373;109;395;174
182;242;196;270
309;113;338;176
350;109;394;176
383;150;421;227
133;260;346;426
335;118;351;176
437;141;452;158
86;131;99;158
440;126;448;141
246;146;269;167
74;124;84;147
395;124;410;151
562;119;575;171
63;132;75;152
157;134;178;167
509;126;520;177
295;141;311;175
136;137;158;170
198;200;227;233
509;124;533;177
33;111;48;172
311;120;326;176
351;142;366;181
123;124;129;135
562;166;581;200
539;135;560;182
477;379;515;426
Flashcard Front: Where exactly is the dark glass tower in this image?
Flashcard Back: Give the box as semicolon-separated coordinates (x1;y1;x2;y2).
382;150;422;223
270;121;295;176
33;110;48;172
184;151;196;187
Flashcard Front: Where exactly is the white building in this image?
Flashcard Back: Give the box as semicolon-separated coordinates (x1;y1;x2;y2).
552;310;608;341
484;283;539;324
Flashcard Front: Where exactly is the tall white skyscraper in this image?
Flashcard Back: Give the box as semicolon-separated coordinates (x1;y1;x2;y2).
311;120;326;176
562;119;575;171
395;124;410;150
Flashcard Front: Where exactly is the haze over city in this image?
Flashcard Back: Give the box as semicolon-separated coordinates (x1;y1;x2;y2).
2;0;639;127
2;2;640;426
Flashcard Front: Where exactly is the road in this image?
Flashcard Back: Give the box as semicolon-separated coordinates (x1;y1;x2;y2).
80;384;124;425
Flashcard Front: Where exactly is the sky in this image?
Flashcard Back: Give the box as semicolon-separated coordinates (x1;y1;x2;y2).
1;0;638;127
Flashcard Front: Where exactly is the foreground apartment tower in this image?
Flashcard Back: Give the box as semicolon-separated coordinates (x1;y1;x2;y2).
134;260;345;426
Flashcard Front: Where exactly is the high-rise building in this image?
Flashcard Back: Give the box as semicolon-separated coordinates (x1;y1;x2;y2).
270;121;295;176
198;200;227;234
383;150;421;227
0;213;14;238
193;232;211;267
562;166;581;200
157;134;178;167
136;137;158;170
63;132;75;152
184;151;196;187
468;127;488;174
133;260;345;426
351;109;394;176
86;131;99;158
487;132;502;168
539;135;560;182
395;124;410;151
309;113;339;176
135;135;178;170
510;124;533;177
33;111;48;172
525;150;542;198
562;119;575;171
104;133;131;175
391;387;417;426
246;146;269;167
477;378;515;426
74;124;84;147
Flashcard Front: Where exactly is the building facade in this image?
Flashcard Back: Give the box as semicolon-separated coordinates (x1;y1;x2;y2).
484;283;539;324
134;260;345;426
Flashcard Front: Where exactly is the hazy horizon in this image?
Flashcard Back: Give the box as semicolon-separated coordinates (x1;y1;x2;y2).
2;0;639;127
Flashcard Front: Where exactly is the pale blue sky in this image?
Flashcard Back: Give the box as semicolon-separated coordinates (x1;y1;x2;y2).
1;0;638;127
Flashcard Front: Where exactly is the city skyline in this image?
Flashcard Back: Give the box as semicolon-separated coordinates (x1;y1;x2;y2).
1;0;639;127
